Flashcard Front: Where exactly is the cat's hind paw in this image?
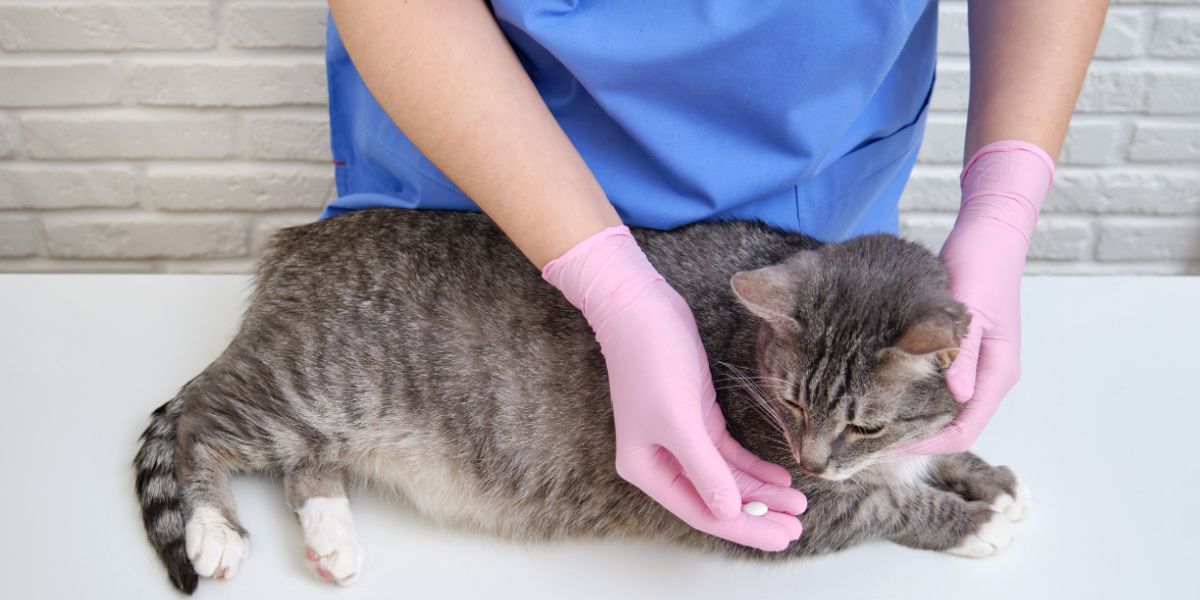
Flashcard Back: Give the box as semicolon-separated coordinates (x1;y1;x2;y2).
944;510;1014;558
298;497;364;586
185;506;249;579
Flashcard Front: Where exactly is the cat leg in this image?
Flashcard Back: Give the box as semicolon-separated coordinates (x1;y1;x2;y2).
177;442;250;580
284;469;363;586
928;452;1030;522
885;484;1015;558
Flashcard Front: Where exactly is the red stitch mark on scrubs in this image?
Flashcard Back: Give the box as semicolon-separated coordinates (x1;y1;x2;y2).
332;160;347;166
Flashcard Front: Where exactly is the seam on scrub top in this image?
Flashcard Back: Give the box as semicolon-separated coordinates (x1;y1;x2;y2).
793;185;803;232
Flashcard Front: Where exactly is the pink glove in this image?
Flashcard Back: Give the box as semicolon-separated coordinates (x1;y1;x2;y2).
543;226;807;551
904;140;1055;455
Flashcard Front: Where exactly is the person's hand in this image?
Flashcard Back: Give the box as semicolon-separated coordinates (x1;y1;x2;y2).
903;140;1055;455
542;226;807;551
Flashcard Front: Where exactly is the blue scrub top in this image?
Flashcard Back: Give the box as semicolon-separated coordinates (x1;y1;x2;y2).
319;1;938;241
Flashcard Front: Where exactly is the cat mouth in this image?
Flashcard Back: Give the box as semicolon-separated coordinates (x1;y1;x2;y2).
798;463;859;482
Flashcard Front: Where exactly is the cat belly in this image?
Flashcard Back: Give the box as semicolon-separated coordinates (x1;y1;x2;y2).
349;441;512;533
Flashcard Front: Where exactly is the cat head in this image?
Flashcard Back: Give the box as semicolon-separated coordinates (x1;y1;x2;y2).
730;234;968;480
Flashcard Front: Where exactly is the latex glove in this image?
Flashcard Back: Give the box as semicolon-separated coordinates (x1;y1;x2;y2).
903;140;1055;455
542;226;807;551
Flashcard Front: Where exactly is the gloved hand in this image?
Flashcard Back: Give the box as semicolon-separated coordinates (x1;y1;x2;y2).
904;140;1055;455
542;226;807;551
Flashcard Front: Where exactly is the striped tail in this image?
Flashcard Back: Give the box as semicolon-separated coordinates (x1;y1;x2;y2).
134;394;197;594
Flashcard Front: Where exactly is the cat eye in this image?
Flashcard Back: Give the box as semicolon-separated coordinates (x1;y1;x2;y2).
846;423;887;438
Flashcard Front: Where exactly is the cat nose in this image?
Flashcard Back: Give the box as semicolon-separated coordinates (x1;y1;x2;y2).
799;461;827;476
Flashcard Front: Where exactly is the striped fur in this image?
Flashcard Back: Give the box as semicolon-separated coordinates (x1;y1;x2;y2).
134;390;196;593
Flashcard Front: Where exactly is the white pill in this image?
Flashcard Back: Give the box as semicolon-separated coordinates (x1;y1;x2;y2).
742;501;768;517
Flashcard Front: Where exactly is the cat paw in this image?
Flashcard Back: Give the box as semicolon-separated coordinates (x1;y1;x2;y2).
990;482;1031;522
298;497;363;586
944;511;1014;558
185;506;249;579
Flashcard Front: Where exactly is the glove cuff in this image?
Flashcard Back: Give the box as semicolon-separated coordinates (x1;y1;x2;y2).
957;140;1057;244
540;225;663;329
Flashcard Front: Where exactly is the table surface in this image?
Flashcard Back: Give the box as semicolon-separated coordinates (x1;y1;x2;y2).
1;274;1197;599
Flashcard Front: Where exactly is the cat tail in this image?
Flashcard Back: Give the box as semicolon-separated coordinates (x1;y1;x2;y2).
134;385;198;594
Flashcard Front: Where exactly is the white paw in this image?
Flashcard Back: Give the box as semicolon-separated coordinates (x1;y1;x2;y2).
297;497;363;586
185;506;249;579
945;511;1014;558
990;482;1031;522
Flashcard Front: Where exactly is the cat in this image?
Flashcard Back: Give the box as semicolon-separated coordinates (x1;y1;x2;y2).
134;208;1029;594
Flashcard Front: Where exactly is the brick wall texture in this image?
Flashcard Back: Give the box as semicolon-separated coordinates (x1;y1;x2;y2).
0;0;1197;274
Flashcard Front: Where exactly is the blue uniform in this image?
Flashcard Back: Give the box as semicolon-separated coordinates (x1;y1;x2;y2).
319;1;937;241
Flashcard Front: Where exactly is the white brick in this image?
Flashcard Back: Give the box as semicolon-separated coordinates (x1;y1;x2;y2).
1060;120;1124;166
915;116;965;165
907;169;1200;216
0;118;15;158
900;214;1093;261
253;213;320;253
1024;261;1196;276
899;214;954;252
44;217;247;259
22;115;235;160
0;216;40;257
146;165;333;211
243;115;331;161
929;63;969;112
1128;123;1200;162
0;166;137;209
0;4;215;51
0;63;121;107
898;167;960;212
936;3;969;55
1095;10;1147;58
1075;69;1145;113
1096;220;1200;261
228;4;328;49
1144;70;1200;115
1028;220;1093;261
130;60;327;107
1149;12;1200;57
1047;170;1200;215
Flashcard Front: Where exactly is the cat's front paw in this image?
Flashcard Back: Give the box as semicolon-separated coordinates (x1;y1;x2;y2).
298;497;364;586
185;506;249;579
990;482;1031;522
944;509;1014;558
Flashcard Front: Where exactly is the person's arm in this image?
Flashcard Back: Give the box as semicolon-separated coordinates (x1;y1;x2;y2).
328;0;615;267
327;0;806;549
963;0;1110;160
906;0;1109;454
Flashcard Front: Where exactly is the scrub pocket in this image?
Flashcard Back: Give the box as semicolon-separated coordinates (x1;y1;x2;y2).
791;107;928;241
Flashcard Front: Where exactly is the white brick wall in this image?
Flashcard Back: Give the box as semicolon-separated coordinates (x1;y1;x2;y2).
903;0;1200;275
0;0;1196;274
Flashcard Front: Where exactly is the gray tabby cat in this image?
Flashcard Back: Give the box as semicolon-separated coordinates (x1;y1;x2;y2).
134;209;1029;594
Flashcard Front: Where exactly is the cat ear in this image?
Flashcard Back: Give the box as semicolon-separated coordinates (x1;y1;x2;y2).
890;309;970;369
730;253;816;327
731;265;794;325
